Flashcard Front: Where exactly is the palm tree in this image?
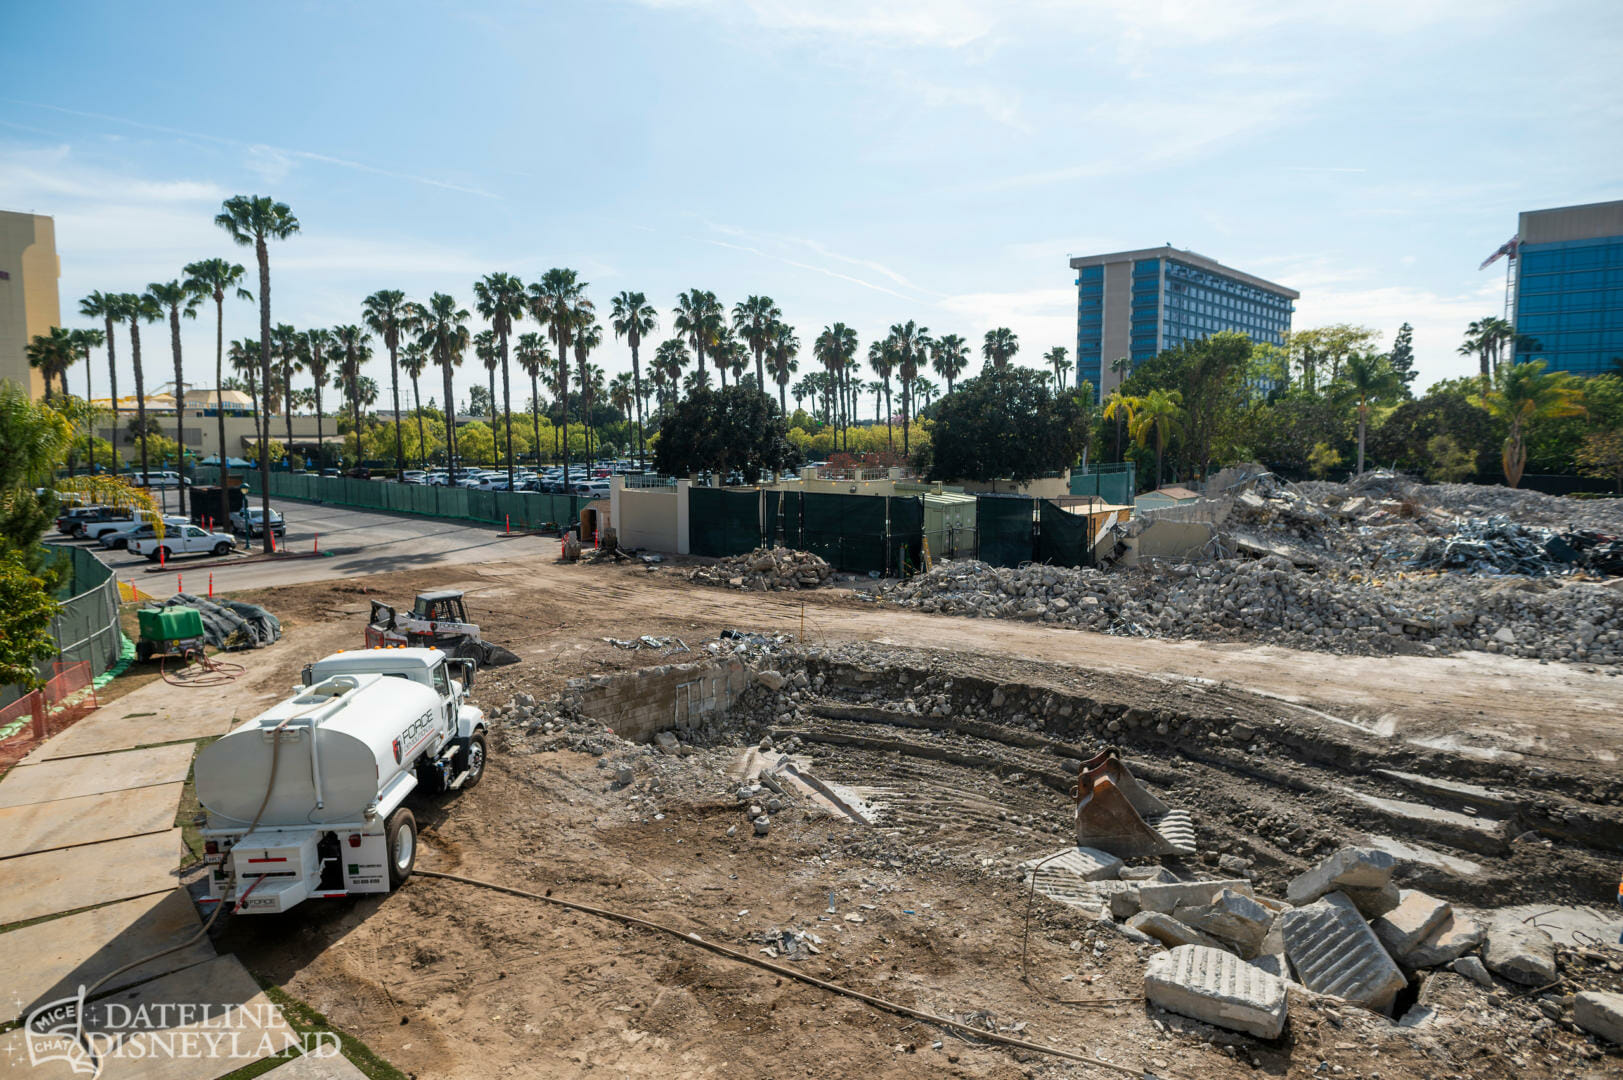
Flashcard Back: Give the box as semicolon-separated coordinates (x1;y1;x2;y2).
867;338;895;450
229;339;261;421
271;322;303;466
400;341;430;468
1341;352;1402;476
682;367;711;396
1109;355;1131;394
711;324;745;388
182;258;251;519
867;379;884;423
982;327;1019;369
1459;316;1517;383
215;194;300;552
653;338;689;415
1102;390;1136;464
1130;388;1183;489
1044;346;1071;393
1472;361;1586;488
912;375;939;409
673;289;723;387
79;291;122;474
791;375;812;413
303;329;334;469
363;289;413;475
472;273;527;488
768;322;799;416
576;360;607;463
814;323;858;449
515;332;550;466
610;291;658;465
120;292;162;485
143;281;201;505
572;318;603;461
69;328;104;470
474;329;499;420
332;325;372;467
930;333;969;393
889;320;927;455
26;326;74;400
417;294;470;471
732;295;781;392
529;270;591;480
609;372;635;432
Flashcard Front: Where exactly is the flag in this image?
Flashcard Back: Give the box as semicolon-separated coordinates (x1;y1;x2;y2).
1479;236;1518;271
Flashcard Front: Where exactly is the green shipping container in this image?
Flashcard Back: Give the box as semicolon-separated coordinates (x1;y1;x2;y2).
138;606;205;643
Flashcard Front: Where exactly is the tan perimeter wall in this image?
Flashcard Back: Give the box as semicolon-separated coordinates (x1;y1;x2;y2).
617;488;678;552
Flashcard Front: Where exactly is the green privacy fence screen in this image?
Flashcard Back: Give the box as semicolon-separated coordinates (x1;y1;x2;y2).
801;492;891;574
689;487;765;557
976;496;1036;567
1068;462;1136;505
43;544;123;679
193;468;586;529
1037;500;1095;568
887;496;924;576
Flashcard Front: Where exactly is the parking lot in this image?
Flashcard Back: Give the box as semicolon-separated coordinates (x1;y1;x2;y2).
73;499;565;596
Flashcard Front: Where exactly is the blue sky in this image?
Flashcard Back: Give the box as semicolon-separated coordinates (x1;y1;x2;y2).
4;0;1621;407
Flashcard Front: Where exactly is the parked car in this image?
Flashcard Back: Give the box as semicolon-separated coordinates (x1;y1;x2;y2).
230;506;286;538
321;467;342;477
58;505;135;538
129;470;187;489
82;509;164;544
400;470;428;484
574;481;611;498
129;524;238;561
100;515;193;550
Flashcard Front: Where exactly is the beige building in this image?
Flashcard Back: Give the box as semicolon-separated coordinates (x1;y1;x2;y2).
0;210;61;399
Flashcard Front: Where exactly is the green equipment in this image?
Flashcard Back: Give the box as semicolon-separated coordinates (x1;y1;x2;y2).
136;605;207;663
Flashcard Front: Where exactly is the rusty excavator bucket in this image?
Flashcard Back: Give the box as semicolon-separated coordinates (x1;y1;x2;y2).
1073;749;1195;859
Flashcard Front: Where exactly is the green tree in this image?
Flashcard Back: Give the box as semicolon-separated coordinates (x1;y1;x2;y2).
0;552;61;690
981;327;1019;369
301;329;334;470
1288;324;1379;392
732;295;781;393
183;257;251;523
415;294;470;469
1044;346;1071;393
867;338;895;450
889;320;927;456
515;332;550;465
652;384;799;482
78;291;122;475
1101;390;1135;464
1130;387;1183;489
930;333;970;394
653;338;689;416
363;289;413;474
120;291;162;486
1577;430;1623;493
927;366;1085;484
473;273;527;488
1121;331;1250;479
768;322;799;419
1425;434;1478;483
270;321;303;461
144;280;201;508
1338;351;1403;476
67;328;104;473
26;326;75;400
530;270;591;478
0;381;72;590
1388;322;1417;390
1472;361;1586;487
1306;441;1342;480
814;323;857;449
332;325;372;465
215;194;300;552
400;341;430;468
610;291;658;465
572;316;603;460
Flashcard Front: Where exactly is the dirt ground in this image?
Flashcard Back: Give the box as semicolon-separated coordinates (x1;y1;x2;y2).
184;553;1623;1079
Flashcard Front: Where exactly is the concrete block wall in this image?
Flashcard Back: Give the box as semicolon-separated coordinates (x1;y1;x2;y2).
569;657;749;742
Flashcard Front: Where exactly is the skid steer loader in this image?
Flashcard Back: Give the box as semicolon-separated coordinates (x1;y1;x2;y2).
365;590;520;669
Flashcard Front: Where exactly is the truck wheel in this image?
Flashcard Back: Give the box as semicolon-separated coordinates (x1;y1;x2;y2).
213;542;231;556
385;808;417;887
459;733;487;789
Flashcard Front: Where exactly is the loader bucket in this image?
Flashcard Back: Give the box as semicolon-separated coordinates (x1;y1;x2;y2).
1073;749;1169;818
1074;765;1185;858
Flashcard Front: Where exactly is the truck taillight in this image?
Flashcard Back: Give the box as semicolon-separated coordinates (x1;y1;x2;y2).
347;833;361;848
205;840;219;855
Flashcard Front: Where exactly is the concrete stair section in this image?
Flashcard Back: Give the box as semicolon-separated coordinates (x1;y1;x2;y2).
1279;891;1408;1012
1144;944;1288;1039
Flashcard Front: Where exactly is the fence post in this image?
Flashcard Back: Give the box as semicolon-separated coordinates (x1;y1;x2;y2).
29;691;46;740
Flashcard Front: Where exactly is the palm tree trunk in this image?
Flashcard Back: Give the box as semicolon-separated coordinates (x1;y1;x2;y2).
1356;402;1367;476
315;384;325;473
214;298;229;529
902;380;911;457
351;371;362;469
283;360;295;470
166;307;187;513
255;237;274;554
411;375;426;468
529;372;541;470
884;385;893;450
441;354;457;475
777;376;787;417
103;313;118;478
498;332;515;488
389;341;404;473
630;340;644;468
558;330;571;483
131;322;150;487
755;347;765;394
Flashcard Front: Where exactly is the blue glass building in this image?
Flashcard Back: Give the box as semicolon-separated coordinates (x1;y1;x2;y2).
1068;246;1298;402
1512;200;1623;379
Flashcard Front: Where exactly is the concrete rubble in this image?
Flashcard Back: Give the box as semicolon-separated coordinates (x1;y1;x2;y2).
1482;917;1560;986
881;471;1623;666
1278;892;1409;1011
1144;945;1289;1039
1285;846;1397;905
1574;991;1623;1045
689;547;834;591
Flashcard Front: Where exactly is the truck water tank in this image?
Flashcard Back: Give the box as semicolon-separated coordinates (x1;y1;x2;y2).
195;674;448;826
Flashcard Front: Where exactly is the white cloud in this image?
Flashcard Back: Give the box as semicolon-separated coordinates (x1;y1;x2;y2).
633;0;1000;48
935;285;1077;374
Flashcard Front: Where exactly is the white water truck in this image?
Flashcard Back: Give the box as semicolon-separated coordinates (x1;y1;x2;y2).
194;647;487;914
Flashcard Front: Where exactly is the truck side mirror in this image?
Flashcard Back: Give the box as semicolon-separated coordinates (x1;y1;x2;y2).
300;663;314;686
449;658;476;689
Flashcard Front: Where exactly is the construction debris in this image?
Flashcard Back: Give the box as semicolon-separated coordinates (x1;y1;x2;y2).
145;593;280;650
689;547;834;591
1279;892;1409;1011
1144;945;1288;1039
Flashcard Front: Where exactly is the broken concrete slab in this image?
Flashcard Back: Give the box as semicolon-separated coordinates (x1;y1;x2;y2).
1574;991;1623;1045
1340;881;1401;920
1178;888;1274;957
1482;918;1558;986
1371;890;1452;960
1248;922;1289;981
1285;846;1396;905
1452;955;1493;987
0;828;182;926
1120;865;1179;883
0;890;215;1025
0;743;194;808
0;782;183;859
1129;911;1227;951
1021;846;1125;882
1279;892;1408;1011
1144;944;1288;1039
1138;878;1253;915
1401;909;1485;971
1109;888;1142;920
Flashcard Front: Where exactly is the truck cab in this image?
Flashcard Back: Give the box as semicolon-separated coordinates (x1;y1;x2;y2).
195;647;487;914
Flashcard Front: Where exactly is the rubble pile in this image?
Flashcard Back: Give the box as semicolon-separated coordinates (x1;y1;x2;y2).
884;555;1623;664
688;547;834;591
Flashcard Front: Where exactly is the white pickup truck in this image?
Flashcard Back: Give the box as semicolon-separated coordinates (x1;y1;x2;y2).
128;523;238;561
194;648;486;913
